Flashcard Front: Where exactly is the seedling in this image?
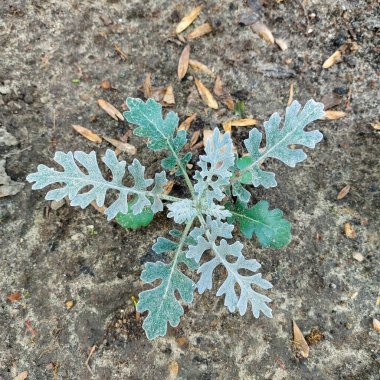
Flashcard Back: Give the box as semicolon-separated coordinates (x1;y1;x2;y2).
27;98;324;339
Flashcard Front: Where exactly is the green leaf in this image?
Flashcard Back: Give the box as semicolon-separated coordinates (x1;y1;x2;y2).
237;100;324;189
234;100;245;117
115;198;154;229
227;200;291;248
124;98;191;172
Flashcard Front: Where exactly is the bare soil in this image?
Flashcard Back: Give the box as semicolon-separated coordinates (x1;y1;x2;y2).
0;0;379;379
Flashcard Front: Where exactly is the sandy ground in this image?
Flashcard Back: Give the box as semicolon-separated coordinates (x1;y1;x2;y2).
0;0;379;379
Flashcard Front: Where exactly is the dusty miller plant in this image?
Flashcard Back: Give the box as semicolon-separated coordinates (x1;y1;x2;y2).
27;98;324;340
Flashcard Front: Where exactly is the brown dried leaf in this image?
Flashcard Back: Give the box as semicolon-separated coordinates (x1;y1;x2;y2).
222;97;235;110
190;130;200;147
321;110;347;120
176;5;203;34
163;180;174;195
370;122;380;130
151;87;166;103
102;136;137;155
187;23;213;40
223;118;258;133
322;93;343;110
189;59;215;78
287;82;294;106
178;113;197;131
292;320;310;358
251;22;274;44
322;50;342;69
337;185;350;200
7;291;21;302
213;76;224;96
100;79;111;90
72;125;102;144
344;222;357;239
373;318;380;333
178;45;190;80
163;85;175;105
97;99;124;121
275;38;288;51
194;78;218;109
142;73;152;99
167;360;179;380
14;371;28;380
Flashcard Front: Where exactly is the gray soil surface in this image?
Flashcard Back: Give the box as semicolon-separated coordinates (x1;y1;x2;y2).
1;0;379;379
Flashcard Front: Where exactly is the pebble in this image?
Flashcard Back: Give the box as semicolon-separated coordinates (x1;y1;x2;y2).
352;252;364;262
0;85;11;95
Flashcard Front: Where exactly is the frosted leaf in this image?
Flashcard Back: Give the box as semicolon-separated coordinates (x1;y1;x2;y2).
26;149;167;221
124;98;191;172
200;199;231;220
194;128;234;203
167;199;197;224
237;100;324;189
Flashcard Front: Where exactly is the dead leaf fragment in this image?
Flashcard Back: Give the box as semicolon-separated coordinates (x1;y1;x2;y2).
223;118;258;133
97;99;124;121
102;136;137;155
287;82;294;106
72;125;102;144
194;78;218;109
344;222;357;239
14;371;28;380
373;318;380;333
187;23;213;40
163;180;174;195
275;38;288;51
189;59;215;78
114;44;128;61
7;291;21;302
178;45;190;80
251;22;274;44
292;320;310;358
213;76;234;110
178;113;197;131
337;185;350;200
167;360;179;380
142;73;152;99
321;110;347;120
189;130;200;147
370;122;380;130
175;336;188;347
213;76;224;96
176;5;203;34
323;50;342;69
163;85;175;105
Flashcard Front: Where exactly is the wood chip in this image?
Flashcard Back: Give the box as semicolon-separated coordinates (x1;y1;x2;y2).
321;110;347;120
102;136;137;155
251;22;274;44
352;252;364;262
344;222;357;239
223;118;258;133
142;73;152;99
14;371;28;380
292;320;310;358
287;82;294;106
275;38;288;51
97;99;124;121
176;5;203;34
189;59;215;78
373;318;380;333
194;78;218;109
163;85;175;105
187;23;213;40
337;185;350;200
370;122;380;130
167;360;179;380
72;125;102;144
178;45;190;80
7;291;21;302
178;113;197;131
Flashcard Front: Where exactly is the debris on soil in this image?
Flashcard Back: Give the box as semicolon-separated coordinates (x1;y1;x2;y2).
178;44;190;80
344;222;357;239
163;85;175;105
7;291;21;302
322;92;343;110
187;23;213;40
305;328;325;345
370;122;380;130
163;180;174;195
275;38;288;51
114;44;128;61
103;136;136;155
0;159;25;198
223;118;258;133
322;43;350;69
194;78;218;109
50;199;66;211
337;185;350;200
189;59;215;78
373;318;380;333
251;22;274;44
178;113;197;131
167;360;179;379
142;73;152;98
292;320;310;358
287;82;294;106
13;371;28;380
72;125;102;144
322;110;347;120
176;5;203;34
0;129;18;146
65;299;75;310
213;76;234;110
97;99;124;121
352;252;364;262
100;79;111;90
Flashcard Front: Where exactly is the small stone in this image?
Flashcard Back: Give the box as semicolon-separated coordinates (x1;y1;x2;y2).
373;318;380;333
65;299;75;310
352;252;364;262
344;222;357;239
0;85;11;95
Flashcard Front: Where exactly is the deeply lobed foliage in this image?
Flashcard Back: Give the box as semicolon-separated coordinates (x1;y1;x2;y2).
27;97;324;340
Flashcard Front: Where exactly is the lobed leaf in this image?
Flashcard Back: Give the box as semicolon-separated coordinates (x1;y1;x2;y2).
227;200;291;248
